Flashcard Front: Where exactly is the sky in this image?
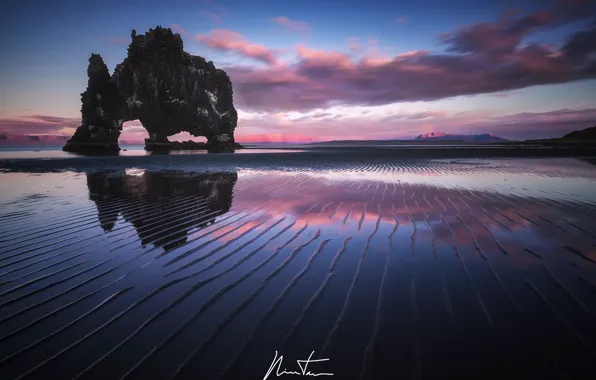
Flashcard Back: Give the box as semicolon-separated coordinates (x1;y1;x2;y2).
0;0;595;143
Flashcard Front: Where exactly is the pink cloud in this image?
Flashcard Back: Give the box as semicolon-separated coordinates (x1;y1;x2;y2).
295;45;353;69
227;42;568;112
395;50;430;59
195;29;277;64
222;3;596;113
395;17;409;24
272;16;310;35
0;115;80;135
235;134;315;143
3;106;594;144
236;106;596;141
122;120;146;134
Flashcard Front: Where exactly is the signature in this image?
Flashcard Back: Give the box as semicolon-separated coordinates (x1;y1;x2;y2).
263;351;334;379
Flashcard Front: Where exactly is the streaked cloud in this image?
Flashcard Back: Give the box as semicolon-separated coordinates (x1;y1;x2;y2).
272;16;310;36
231;105;596;141
4;0;596;143
2;106;594;143
217;3;596;113
195;29;278;64
0;115;80;135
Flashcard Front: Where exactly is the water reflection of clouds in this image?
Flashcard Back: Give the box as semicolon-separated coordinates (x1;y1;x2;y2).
238;163;596;202
232;169;592;261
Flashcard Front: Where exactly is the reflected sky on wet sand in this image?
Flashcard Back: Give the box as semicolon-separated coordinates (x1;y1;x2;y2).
0;147;305;159
1;157;596;379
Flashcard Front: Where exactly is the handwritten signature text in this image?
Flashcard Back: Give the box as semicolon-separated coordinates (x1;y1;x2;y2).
263;351;334;379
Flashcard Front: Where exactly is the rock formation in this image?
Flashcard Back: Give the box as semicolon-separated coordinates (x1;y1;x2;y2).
63;26;241;153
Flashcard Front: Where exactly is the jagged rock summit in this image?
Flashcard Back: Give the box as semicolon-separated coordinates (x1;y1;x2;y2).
63;26;241;153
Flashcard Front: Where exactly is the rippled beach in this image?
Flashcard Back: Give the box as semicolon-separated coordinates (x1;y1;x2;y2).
1;152;596;379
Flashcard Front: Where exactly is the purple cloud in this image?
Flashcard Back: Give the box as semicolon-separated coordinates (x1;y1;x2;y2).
467;107;596;139
222;3;596;113
0;115;80;134
440;10;556;56
195;29;278;64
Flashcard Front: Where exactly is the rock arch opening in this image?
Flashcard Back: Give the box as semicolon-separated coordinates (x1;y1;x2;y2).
120;120;148;146
169;132;207;143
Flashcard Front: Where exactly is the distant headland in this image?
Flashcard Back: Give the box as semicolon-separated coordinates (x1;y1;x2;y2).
414;132;508;142
308;126;596;146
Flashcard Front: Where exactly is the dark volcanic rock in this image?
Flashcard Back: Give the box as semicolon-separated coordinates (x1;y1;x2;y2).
144;138;243;152
562;125;596;140
63;54;124;153
144;139;208;152
64;26;240;153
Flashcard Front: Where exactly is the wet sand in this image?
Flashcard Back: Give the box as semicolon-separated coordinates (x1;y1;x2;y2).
1;145;596;173
1;152;596;379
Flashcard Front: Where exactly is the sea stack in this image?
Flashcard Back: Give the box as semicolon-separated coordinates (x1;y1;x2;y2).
63;26;242;153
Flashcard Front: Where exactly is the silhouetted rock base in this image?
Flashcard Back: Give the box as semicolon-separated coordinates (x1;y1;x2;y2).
62;141;120;154
144;139;243;152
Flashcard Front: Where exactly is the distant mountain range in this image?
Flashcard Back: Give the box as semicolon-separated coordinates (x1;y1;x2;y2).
415;132;509;142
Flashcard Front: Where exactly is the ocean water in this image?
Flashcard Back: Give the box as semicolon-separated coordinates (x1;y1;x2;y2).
1;151;596;379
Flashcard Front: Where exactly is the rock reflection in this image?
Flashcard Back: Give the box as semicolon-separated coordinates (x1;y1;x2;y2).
86;169;237;250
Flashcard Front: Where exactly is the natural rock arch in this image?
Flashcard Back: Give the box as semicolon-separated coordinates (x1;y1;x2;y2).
63;26;241;153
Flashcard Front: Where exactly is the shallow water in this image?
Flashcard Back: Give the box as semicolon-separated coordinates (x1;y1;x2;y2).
1;157;596;379
0;145;304;159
